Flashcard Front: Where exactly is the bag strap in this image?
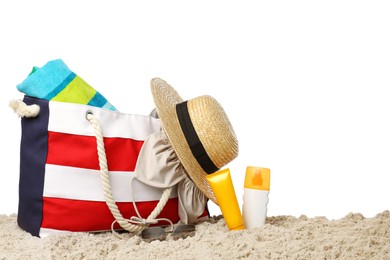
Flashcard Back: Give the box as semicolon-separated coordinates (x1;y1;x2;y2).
86;111;172;234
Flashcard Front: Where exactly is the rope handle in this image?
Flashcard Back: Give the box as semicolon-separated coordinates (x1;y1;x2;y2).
9;99;40;118
86;111;172;235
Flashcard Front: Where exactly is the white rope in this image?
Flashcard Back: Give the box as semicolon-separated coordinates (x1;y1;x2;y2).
9;99;40;118
86;111;172;235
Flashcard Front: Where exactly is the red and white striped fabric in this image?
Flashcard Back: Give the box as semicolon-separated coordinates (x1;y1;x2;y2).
18;96;184;237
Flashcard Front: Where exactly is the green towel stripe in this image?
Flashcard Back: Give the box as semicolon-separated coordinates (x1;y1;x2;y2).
51;75;96;104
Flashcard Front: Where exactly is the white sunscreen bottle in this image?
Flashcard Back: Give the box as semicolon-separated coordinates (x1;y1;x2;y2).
242;166;270;228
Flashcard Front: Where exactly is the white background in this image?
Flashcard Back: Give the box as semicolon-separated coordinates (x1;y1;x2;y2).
1;1;389;220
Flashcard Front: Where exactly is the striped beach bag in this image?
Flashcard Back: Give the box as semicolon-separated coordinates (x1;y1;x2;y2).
14;96;183;237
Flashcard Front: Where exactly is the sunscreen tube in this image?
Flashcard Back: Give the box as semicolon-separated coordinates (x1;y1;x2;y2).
242;166;270;228
206;168;245;230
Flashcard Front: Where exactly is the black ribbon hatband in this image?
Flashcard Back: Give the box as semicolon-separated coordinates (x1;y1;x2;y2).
176;101;219;174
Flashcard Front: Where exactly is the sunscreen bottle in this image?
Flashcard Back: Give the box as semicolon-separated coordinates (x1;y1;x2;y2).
206;168;245;231
242;166;270;228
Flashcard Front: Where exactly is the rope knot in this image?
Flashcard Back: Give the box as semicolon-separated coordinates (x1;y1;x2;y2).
9;99;40;118
130;216;158;225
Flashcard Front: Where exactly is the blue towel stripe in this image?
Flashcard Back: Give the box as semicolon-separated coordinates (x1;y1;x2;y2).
87;92;108;107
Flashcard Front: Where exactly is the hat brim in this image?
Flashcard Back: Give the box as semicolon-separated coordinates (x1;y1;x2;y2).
150;78;218;204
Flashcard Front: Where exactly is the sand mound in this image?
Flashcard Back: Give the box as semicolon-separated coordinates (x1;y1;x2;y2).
1;211;389;259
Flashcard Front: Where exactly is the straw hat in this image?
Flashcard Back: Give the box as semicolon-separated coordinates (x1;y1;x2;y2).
150;78;239;204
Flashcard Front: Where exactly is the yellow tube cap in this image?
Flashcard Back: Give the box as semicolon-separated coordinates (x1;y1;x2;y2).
244;166;270;191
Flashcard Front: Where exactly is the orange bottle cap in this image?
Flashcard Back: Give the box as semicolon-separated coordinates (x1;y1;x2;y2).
244;166;270;190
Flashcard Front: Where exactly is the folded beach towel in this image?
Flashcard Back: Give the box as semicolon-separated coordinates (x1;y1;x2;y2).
17;59;116;111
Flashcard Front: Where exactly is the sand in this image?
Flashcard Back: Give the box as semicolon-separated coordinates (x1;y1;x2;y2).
0;211;389;259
